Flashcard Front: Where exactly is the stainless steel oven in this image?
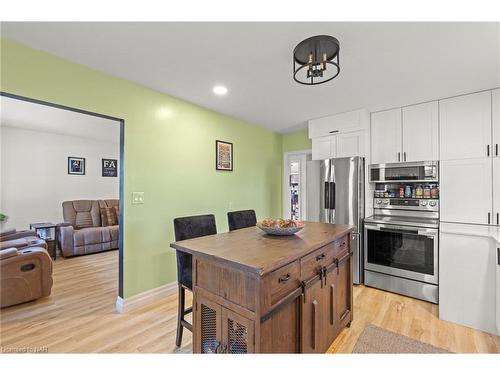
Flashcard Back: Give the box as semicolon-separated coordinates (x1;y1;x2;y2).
364;161;440;304
364;222;438;285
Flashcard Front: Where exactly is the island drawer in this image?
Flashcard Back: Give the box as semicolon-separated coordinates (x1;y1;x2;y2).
267;260;301;305
333;235;349;258
300;243;336;280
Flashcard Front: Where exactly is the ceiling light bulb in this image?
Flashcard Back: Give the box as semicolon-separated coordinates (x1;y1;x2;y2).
213;85;228;96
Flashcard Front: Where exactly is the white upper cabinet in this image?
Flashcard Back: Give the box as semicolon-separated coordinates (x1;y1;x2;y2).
312;136;333;160
371;108;402;164
402;101;439;162
336;130;366;158
440;158;493;225
493;158;500;226
439;91;492;160
493;88;500;158
308;109;369;139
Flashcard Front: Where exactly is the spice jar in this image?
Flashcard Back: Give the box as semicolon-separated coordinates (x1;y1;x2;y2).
431;185;439;199
415;185;423;198
423;185;431;199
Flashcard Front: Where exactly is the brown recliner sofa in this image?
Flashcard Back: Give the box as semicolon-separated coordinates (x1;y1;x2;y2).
1;246;53;308
0;228;48;251
58;199;119;257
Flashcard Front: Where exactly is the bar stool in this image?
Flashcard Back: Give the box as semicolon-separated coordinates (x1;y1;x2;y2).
227;209;257;231
173;214;217;347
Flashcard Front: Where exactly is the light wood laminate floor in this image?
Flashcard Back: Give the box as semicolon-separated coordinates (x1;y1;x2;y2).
1;251;499;353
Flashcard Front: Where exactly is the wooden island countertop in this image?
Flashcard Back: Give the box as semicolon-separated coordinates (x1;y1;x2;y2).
170;221;353;276
170;221;354;354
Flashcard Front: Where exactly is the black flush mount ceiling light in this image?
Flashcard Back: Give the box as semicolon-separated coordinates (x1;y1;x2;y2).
293;35;340;85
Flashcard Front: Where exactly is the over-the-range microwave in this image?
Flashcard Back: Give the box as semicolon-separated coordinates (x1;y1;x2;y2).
369;161;439;183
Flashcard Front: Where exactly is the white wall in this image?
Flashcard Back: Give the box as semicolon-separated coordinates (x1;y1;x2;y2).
1;126;119;229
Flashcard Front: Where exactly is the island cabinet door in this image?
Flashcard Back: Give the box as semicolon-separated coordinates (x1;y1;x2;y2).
300;279;328;353
195;296;222;354
333;252;353;330
221;308;255;354
325;270;339;345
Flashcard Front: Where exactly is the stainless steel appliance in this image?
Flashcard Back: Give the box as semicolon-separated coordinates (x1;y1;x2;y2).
369;160;438;183
364;161;440;304
306;157;364;284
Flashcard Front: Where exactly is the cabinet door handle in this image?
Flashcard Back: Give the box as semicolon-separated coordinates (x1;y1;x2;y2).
279;273;291;283
488;212;491;225
497;248;500;266
315;253;326;261
496;144;499;156
497;212;499;225
329;130;339;134
403;152;407;162
330;284;335;326
487;144;490;157
397;152;401;162
312;300;318;350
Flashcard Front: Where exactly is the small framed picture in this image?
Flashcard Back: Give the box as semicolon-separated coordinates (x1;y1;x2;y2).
68;157;85;175
216;140;233;171
102;158;118;177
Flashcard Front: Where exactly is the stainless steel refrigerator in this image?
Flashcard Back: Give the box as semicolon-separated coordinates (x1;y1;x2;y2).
306;156;365;284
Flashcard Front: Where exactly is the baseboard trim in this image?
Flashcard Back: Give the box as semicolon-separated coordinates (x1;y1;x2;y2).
115;281;178;313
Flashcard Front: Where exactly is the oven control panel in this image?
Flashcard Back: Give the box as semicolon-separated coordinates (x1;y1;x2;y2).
374;198;439;211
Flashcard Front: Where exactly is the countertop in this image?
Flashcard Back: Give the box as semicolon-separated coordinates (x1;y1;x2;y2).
440;222;500;245
170;221;353;276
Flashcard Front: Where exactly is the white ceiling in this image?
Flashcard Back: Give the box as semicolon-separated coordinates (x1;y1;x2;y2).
0;96;120;143
2;22;500;133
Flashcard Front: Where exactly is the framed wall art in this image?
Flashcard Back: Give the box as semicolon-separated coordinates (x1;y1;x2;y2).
216;140;233;171
102;158;118;177
68;157;86;175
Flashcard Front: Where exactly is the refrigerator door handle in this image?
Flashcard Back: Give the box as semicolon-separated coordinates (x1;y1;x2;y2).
324;182;330;209
330;182;336;210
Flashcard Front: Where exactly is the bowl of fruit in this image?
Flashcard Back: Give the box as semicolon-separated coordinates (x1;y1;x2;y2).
257;218;305;236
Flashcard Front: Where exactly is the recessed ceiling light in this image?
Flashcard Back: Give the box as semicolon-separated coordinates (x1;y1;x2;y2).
213;85;228;96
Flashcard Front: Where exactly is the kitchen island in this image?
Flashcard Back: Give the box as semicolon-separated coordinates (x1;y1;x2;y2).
170;221;354;353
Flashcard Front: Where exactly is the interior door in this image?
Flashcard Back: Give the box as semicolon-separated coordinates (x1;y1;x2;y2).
402;101;439;162
371;108;402;164
221;307;255;354
440;158;493;225
439;91;492;160
195;296;222;353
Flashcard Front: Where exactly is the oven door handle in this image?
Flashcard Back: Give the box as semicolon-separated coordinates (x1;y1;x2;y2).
365;224;437;237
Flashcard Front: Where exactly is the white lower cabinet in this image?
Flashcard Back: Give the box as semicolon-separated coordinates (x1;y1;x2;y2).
439;226;498;335
440;158;493;225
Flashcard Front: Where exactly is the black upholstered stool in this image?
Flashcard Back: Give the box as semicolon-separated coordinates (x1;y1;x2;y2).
227;209;257;231
173;214;217;347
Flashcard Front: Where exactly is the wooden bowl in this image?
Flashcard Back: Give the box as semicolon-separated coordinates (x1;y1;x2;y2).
257;222;305;236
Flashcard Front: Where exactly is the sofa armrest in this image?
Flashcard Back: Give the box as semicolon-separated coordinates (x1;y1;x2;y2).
0;247;19;260
0;229;38;241
58;225;75;256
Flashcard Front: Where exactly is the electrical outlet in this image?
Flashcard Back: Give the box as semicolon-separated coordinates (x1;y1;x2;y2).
132;191;145;205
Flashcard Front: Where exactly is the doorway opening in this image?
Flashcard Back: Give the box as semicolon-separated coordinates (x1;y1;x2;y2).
0;92;125;305
283;150;312;220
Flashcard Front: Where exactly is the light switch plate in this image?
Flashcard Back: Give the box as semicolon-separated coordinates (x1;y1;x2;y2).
132;191;145;204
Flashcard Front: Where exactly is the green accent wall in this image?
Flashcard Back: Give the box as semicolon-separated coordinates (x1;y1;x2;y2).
282;129;311;153
1;38;282;298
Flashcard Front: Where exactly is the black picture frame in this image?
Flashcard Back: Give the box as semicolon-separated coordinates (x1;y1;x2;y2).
102;158;118;177
68;157;86;175
216;140;233;171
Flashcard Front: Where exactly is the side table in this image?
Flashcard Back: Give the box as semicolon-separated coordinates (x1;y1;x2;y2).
29;222;58;260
